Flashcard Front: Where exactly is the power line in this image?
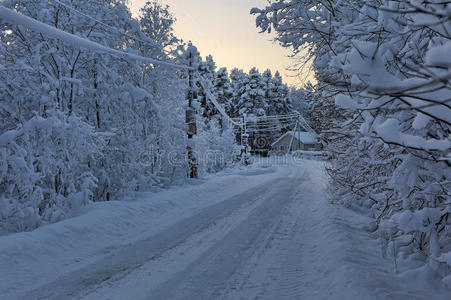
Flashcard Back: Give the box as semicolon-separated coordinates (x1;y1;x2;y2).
0;5;317;138
49;0;159;49
0;6;194;70
196;71;241;127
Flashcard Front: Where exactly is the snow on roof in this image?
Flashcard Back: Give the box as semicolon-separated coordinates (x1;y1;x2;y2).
271;131;318;146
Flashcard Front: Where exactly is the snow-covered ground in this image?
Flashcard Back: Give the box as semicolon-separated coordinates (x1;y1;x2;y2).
0;158;449;299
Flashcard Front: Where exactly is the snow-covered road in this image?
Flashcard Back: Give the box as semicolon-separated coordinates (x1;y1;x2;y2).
1;159;449;299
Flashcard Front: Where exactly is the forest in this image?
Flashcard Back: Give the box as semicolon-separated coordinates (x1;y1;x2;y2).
0;0;311;234
0;0;450;293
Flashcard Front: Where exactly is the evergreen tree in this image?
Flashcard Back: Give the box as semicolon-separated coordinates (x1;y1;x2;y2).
262;69;273;108
197;55;217;122
229;68;247;118
238;67;267;117
214;67;234;123
269;71;291;116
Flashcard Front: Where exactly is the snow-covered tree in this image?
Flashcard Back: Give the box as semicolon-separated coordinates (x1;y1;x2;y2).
229;68;247;118
236;67;267;117
0;0;192;233
138;0;180;59
214;67;234;123
268;71;291;116
262;69;273;102
253;0;451;281
197;54;218;121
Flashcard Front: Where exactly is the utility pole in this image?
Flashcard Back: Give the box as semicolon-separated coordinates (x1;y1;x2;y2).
241;113;249;166
186;45;198;178
288;121;298;154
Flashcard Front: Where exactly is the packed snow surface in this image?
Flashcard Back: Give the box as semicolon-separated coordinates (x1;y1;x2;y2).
0;158;448;299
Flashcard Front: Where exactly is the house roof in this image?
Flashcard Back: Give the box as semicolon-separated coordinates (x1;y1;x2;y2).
271;131;318;147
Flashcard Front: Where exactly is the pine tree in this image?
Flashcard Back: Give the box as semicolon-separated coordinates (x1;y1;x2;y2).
269;71;291;116
262;69;273;108
237;67;267;117
229;68;247;118
197;55;217;122
214;67;233;123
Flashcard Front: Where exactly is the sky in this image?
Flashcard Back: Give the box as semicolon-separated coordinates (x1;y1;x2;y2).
130;0;308;87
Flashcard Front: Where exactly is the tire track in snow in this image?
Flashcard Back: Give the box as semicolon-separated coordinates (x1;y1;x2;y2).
221;169;310;300
146;171;306;299
79;186;272;300
22;174;289;300
269;210;305;300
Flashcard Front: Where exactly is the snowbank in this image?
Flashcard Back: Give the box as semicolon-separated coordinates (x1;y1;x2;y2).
0;162;284;299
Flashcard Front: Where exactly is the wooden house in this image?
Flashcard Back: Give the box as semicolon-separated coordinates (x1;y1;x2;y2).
270;131;321;155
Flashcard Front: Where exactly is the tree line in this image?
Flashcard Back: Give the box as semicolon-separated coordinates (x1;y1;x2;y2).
0;0;300;234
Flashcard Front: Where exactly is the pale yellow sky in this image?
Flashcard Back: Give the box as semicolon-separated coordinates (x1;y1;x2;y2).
129;0;310;87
